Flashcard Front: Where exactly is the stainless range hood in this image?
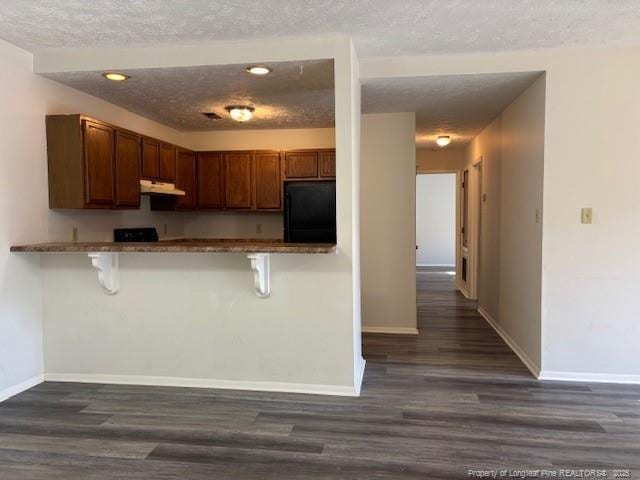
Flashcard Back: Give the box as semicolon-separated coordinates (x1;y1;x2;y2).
140;180;185;196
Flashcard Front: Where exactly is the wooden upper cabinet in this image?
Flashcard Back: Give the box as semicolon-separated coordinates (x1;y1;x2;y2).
114;130;141;208
254;151;282;210
175;148;197;210
159;143;176;182
223;151;253;209
141;138;160;179
197;152;224;209
284;151;318;179
83;119;115;206
319;150;336;178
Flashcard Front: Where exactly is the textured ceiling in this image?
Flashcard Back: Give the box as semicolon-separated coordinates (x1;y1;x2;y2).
44;60;335;131
0;1;639;57
362;72;542;148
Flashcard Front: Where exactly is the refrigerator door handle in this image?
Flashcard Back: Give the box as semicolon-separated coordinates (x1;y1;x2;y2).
284;191;292;242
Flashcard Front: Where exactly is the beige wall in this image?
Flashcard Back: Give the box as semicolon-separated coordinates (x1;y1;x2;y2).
498;75;545;369
182;127;336;240
466;115;503;327
0;38;187;397
464;76;545;371
416;148;466;173
360;112;417;334
184;128;335;151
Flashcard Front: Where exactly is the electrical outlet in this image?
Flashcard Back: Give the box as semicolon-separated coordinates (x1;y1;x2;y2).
535;209;540;224
71;227;78;242
256;224;263;234
581;208;593;224
163;223;168;235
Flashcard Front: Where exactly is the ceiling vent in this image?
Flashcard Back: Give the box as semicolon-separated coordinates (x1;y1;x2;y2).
201;112;221;119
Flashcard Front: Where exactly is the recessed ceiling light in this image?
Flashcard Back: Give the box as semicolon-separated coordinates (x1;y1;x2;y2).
225;105;255;122
436;135;451;147
246;66;271;75
201;112;221;120
102;72;130;82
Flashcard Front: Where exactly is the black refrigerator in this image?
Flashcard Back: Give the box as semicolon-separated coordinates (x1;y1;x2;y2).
284;181;336;243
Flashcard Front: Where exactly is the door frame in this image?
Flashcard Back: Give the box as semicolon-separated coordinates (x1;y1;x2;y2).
459;157;482;300
414;169;461;289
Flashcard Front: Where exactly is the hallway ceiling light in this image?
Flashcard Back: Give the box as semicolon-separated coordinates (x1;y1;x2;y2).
436;135;451;147
225;105;255;122
246;65;271;75
102;71;130;82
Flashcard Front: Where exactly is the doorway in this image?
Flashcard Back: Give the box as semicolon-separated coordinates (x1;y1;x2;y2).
415;172;457;276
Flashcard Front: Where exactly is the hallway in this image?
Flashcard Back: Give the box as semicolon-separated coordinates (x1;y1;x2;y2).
363;267;530;377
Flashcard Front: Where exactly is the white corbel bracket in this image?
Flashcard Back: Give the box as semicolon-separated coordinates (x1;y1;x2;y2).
88;252;119;295
247;253;271;298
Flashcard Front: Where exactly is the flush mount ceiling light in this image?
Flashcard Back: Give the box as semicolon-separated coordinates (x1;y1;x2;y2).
225;105;255;122
246;65;271;75
436;135;452;147
102;72;130;82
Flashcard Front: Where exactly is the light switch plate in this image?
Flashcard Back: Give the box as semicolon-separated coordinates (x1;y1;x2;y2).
581;208;593;224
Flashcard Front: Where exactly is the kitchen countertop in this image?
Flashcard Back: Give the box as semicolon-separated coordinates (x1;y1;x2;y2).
10;238;337;254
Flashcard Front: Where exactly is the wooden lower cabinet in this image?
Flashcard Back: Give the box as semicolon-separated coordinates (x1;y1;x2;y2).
254;151;282;210
175;148;197;210
114;130;141;208
197;152;224;209
223;151;253;209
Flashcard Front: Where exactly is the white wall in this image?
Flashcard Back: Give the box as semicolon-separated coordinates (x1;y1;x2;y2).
0;38;188;398
35;36;364;394
416;174;456;266
360;112;417;333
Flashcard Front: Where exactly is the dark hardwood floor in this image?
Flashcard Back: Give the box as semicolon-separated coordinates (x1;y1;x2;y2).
1;268;638;479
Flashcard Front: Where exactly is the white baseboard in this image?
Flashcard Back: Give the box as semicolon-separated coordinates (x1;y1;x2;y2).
477;307;541;378
416;264;455;268
0;374;44;403
43;373;360;397
354;357;366;396
362;326;419;335
539;371;640;385
460;287;471;299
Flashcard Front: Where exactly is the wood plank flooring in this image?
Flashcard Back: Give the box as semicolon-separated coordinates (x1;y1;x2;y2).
1;268;638;479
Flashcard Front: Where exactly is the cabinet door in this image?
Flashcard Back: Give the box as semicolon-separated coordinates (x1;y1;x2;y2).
141;138;160;179
254;151;282;210
83;120;115;205
175;149;197;210
224;151;253;209
284;151;318;178
159;143;176;181
319;150;336;178
114;130;141;208
197;152;224;209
